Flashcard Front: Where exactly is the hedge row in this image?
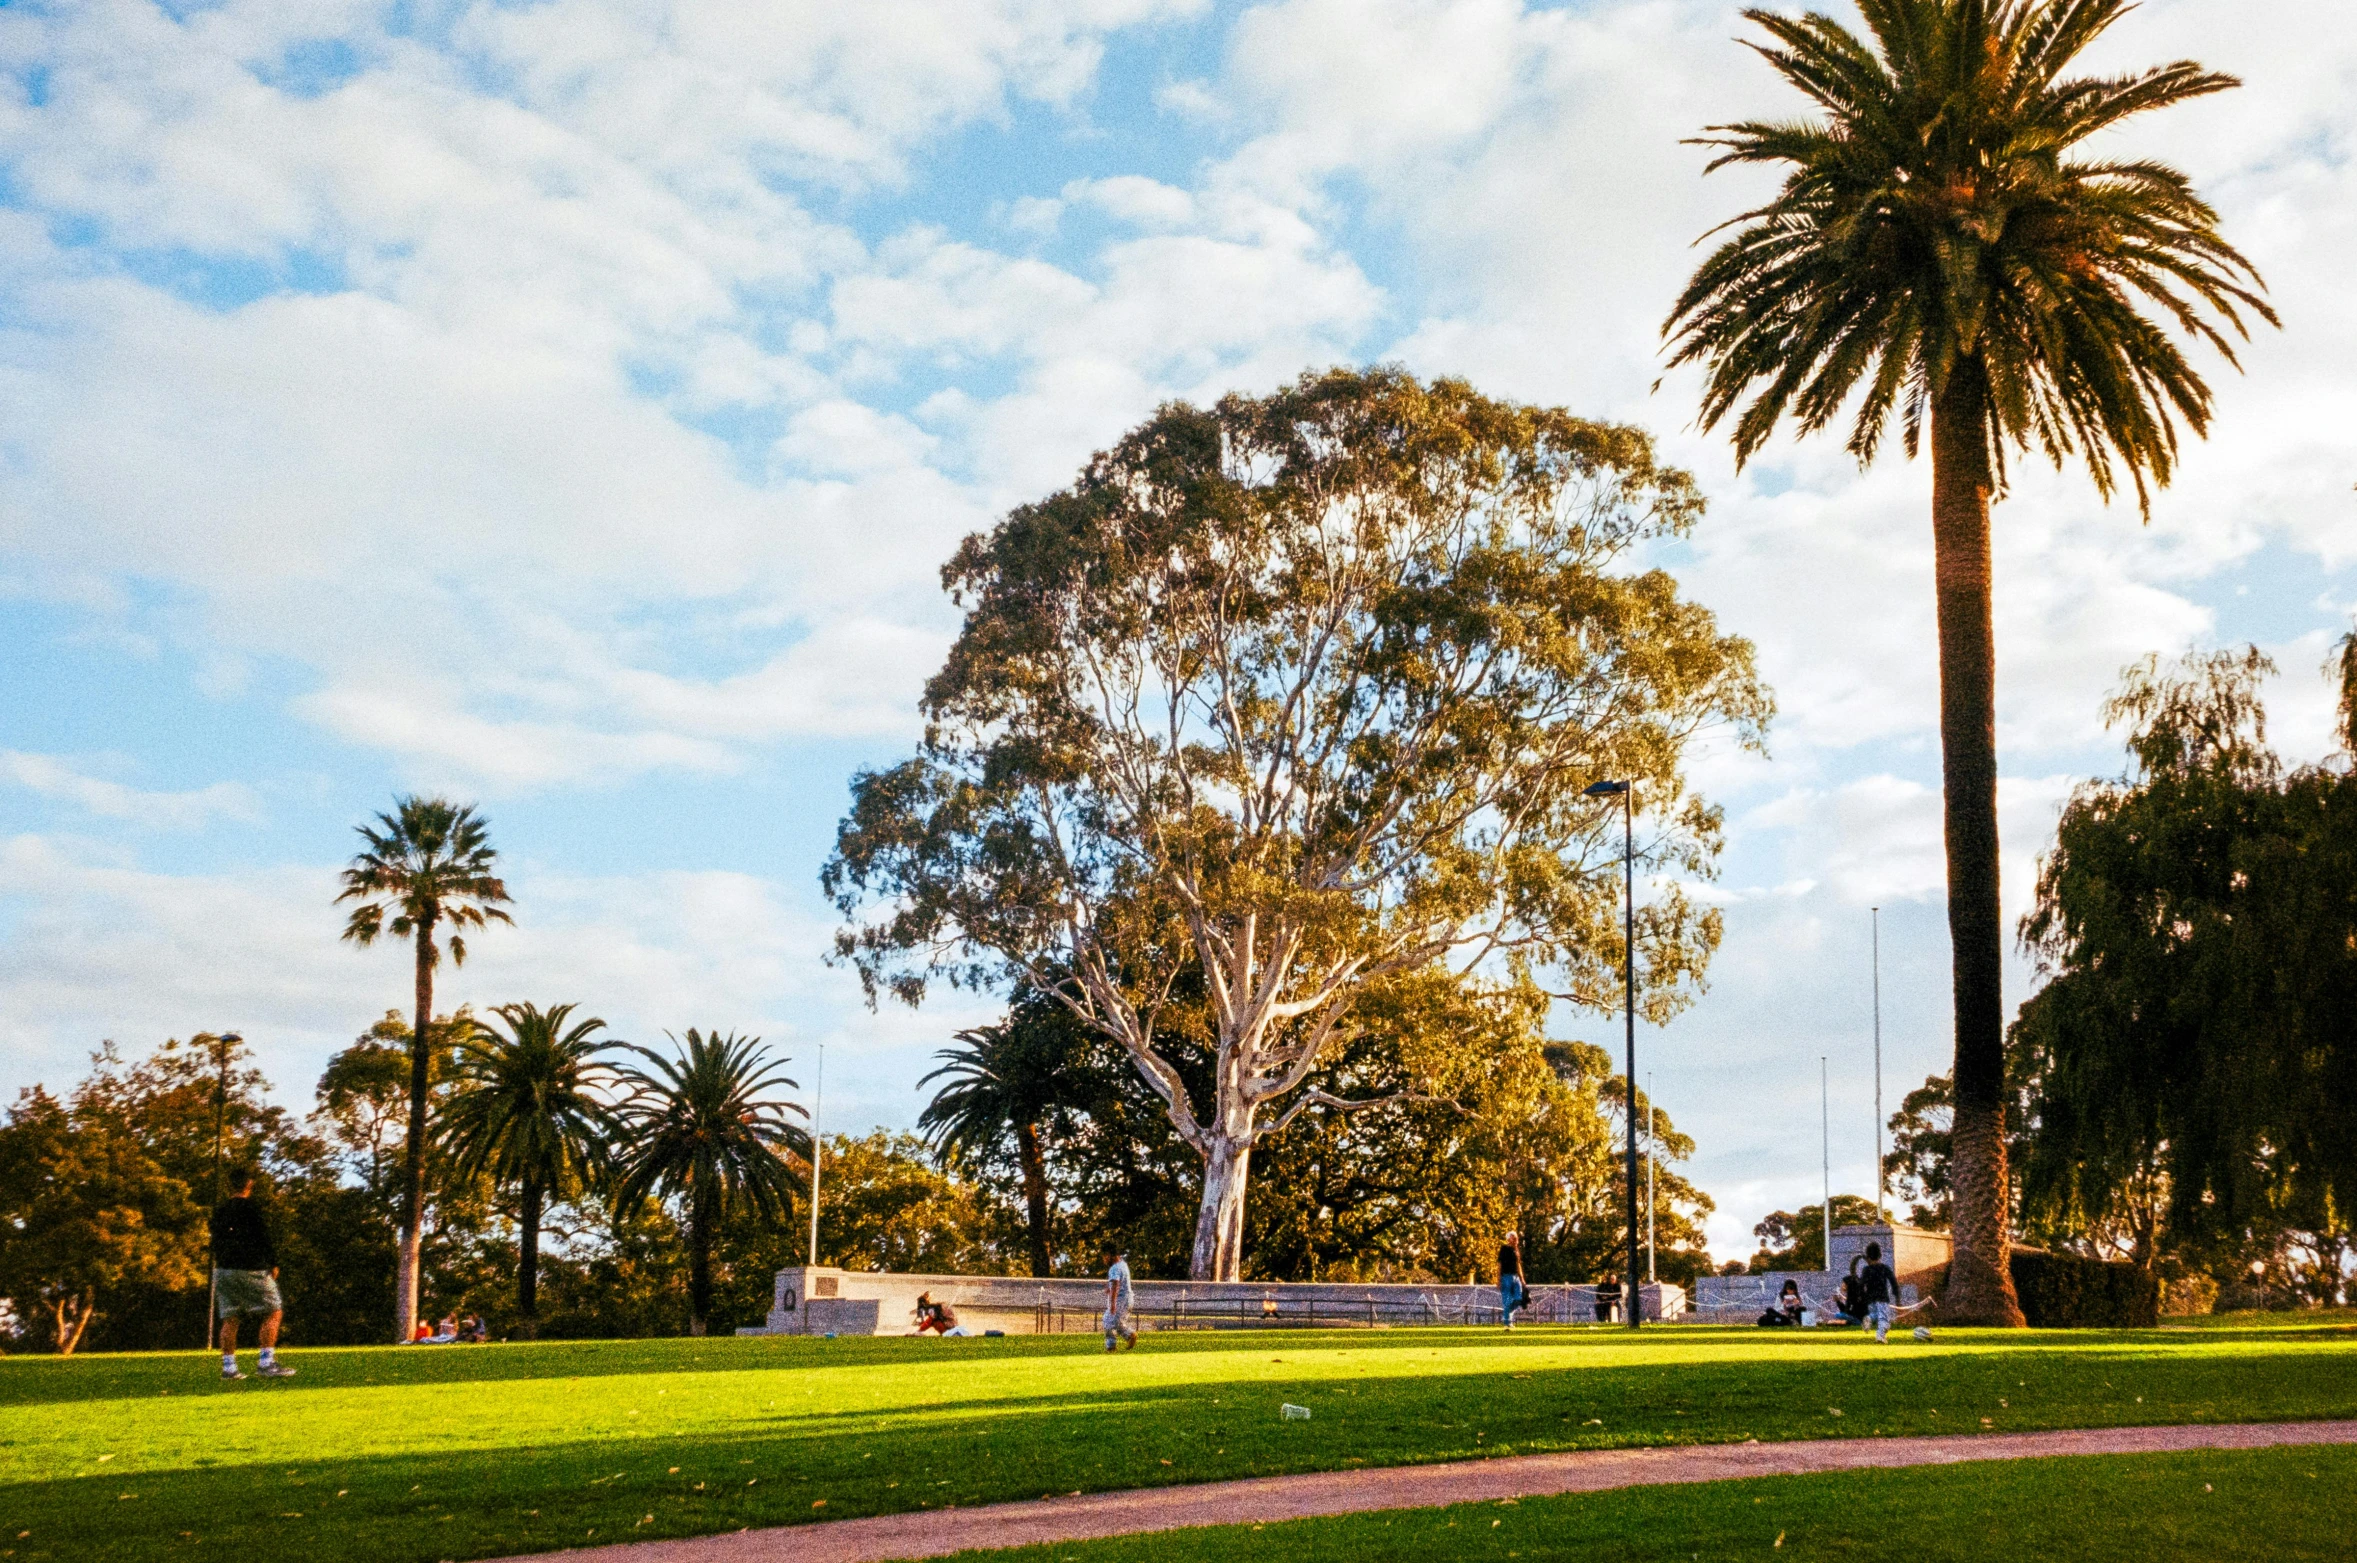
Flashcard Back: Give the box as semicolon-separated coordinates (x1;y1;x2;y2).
2008;1248;2161;1328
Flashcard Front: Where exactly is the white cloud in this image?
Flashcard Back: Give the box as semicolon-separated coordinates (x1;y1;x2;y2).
6;0;2355;1257
0;832;992;1136
1;752;262;829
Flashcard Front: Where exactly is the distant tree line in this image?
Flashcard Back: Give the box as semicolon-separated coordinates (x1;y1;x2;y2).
0;1022;1019;1354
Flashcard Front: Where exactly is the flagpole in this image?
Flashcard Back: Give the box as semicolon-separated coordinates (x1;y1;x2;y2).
806;1044;825;1269
1645;1071;1656;1285
1873;907;1886;1224
1821;1055;1832;1272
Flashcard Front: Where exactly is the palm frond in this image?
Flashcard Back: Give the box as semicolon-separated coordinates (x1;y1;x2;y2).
1665;0;2273;511
608;1029;809;1229
436;1001;618;1196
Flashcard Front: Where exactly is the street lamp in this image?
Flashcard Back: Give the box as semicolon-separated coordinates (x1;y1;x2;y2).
1584;777;1639;1328
205;1032;242;1349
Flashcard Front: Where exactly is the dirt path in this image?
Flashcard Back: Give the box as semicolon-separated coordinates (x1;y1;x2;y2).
507;1419;2357;1563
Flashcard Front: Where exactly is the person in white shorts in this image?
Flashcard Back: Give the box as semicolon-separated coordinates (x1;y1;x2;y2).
1103;1244;1137;1352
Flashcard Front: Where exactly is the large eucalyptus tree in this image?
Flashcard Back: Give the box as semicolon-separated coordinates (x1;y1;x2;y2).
827;367;1769;1280
1665;0;2273;1323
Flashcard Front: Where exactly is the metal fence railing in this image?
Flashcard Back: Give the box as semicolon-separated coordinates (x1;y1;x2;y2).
1028;1284;1668;1335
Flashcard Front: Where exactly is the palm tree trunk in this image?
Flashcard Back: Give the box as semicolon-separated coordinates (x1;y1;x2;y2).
518;1179;543;1338
1015;1120;1053;1278
687;1196;711;1337
1930;365;2026;1328
396;919;435;1344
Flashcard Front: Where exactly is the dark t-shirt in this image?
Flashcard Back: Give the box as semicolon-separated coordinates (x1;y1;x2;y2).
1860;1261;1897;1305
1497;1244;1522;1282
209;1196;276;1271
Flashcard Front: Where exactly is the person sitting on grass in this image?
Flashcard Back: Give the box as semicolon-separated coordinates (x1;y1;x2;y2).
1758;1279;1805;1327
209;1166;294;1380
458;1314;489;1343
1836;1257;1866;1325
913;1293;970;1336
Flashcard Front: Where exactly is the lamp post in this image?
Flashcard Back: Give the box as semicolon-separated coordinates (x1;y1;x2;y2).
1584;778;1638;1328
205;1032;242;1349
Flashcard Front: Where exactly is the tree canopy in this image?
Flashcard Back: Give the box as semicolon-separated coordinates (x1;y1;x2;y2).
2013;642;2357;1300
828;366;1767;1278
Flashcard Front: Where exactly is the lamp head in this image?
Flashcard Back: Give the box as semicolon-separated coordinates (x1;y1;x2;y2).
218;1032;243;1043
1583;780;1629;797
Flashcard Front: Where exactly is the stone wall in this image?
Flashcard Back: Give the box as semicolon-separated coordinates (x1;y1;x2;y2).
1689;1224;1949;1323
744;1266;1689;1336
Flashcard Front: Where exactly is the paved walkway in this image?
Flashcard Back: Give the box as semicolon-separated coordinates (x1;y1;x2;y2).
508;1419;2357;1563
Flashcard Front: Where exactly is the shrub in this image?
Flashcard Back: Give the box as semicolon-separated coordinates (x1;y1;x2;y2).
2008;1249;2159;1328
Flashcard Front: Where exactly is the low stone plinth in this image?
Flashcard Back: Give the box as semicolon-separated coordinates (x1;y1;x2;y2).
743;1267;1689;1336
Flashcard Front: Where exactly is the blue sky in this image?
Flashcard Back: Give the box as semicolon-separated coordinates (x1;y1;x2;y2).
4;0;2354;1260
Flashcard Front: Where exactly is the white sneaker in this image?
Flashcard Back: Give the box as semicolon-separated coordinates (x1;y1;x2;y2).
258;1362;296;1378
221;1363;244;1380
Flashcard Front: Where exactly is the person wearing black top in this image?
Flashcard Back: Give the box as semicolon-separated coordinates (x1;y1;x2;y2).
210;1167;293;1380
1593;1273;1621;1324
1858;1241;1901;1343
1496;1233;1526;1329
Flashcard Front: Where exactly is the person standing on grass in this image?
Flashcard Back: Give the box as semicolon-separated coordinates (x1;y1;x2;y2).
1497;1232;1526;1329
210;1167;294;1380
1859;1242;1900;1344
1102;1244;1137;1352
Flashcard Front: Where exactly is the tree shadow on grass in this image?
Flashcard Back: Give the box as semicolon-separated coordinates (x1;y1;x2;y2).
5;1343;2353;1563
11;1320;2344;1408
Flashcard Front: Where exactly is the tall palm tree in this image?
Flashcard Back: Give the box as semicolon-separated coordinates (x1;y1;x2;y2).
1665;0;2273;1323
438;1002;616;1336
610;1029;807;1335
920;1011;1085;1278
338;796;514;1342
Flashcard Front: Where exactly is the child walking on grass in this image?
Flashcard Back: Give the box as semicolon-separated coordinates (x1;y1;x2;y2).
1859;1242;1900;1344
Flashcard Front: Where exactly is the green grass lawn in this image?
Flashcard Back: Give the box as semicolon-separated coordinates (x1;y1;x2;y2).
952;1444;2357;1563
2;1318;2352;1563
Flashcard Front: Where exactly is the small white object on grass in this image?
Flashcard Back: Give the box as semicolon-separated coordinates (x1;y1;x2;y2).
1281;1404;1311;1420
1913;1326;1932;1342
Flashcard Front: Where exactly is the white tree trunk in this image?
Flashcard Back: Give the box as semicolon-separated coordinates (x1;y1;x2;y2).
1190;1134;1253;1281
